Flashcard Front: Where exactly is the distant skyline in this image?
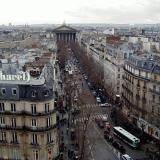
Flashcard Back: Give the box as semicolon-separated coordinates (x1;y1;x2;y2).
0;0;160;25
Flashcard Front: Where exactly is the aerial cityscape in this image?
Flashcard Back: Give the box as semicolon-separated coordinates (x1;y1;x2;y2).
0;0;160;160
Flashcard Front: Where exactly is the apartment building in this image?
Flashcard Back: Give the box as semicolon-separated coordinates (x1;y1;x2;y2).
0;53;59;159
123;52;160;140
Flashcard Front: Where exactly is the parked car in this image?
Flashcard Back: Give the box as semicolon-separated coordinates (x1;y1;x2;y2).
104;133;113;141
100;103;111;107
121;154;133;160
98;121;104;128
112;141;126;154
104;122;111;131
88;82;93;90
96;97;101;103
92;91;97;97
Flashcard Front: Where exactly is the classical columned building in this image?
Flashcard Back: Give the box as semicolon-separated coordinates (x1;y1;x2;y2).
52;22;77;42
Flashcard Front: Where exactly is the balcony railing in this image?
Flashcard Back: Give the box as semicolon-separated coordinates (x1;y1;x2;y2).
30;142;39;146
0;108;57;116
149;88;160;95
137;84;140;89
150;78;160;85
10;141;19;144
143;86;147;91
136;94;140;100
0;140;7;143
0;123;59;132
142;97;146;103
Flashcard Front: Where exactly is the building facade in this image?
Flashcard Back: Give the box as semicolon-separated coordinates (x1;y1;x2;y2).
52;22;77;43
0;57;59;159
123;52;160;140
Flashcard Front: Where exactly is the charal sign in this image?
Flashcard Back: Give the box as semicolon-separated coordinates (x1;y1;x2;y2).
0;71;30;82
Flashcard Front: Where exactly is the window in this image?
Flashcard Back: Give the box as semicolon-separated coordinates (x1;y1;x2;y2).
0;117;5;125
44;90;49;96
0;103;4;112
118;68;120;72
117;87;119;91
1;132;6;141
154;75;157;80
12;132;17;142
31;91;36;97
1;88;6;95
153;95;155;101
31;104;36;114
12;89;17;95
32;134;38;144
152;106;154;113
11;103;16;112
13;149;19;160
32;150;39;160
31;119;37;127
124;53;127;59
47;132;52;143
11;118;16;127
47;118;51;127
117;74;120;78
2;148;8;158
45;103;50;113
47;148;52;160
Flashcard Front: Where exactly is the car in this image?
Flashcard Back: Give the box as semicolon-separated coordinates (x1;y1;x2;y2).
100;103;111;107
101;115;108;122
92;91;97;97
87;82;93;90
98;121;104;128
96;97;101;103
112;141;126;154
121;154;133;160
71;108;81;115
104;133;113;141
104;122;111;131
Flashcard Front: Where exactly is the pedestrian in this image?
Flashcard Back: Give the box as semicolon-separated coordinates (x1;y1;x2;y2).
66;127;69;135
68;149;70;158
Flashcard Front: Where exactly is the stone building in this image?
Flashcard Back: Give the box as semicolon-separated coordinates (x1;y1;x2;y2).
123;52;160;140
52;22;77;43
0;55;59;159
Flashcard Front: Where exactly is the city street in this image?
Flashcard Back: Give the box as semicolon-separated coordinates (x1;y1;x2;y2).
58;56;151;160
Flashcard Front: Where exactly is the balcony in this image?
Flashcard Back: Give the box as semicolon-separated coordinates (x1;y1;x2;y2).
150;78;160;85
0;123;59;132
136;94;140;100
142;97;146;103
143;86;147;92
30;142;39;146
149;88;160;95
0;140;7;143
0;108;57;116
10;141;19;145
46;140;54;145
137;84;140;89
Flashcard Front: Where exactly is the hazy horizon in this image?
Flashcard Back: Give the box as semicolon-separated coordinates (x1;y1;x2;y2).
0;0;160;25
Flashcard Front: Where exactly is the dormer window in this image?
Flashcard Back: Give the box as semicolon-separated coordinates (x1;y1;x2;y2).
44;90;49;97
31;91;36;97
12;89;17;95
1;88;6;95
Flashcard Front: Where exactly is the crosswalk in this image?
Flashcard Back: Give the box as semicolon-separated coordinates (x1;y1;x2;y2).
74;114;108;123
75;104;100;109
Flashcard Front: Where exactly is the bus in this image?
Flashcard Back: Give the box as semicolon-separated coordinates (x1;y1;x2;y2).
113;126;140;148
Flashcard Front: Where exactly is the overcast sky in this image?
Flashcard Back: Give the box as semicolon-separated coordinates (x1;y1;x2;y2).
0;0;160;25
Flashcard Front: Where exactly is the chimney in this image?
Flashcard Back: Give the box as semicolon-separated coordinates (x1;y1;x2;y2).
16;59;19;68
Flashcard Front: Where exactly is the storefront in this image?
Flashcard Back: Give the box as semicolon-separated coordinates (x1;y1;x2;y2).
138;118;159;140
